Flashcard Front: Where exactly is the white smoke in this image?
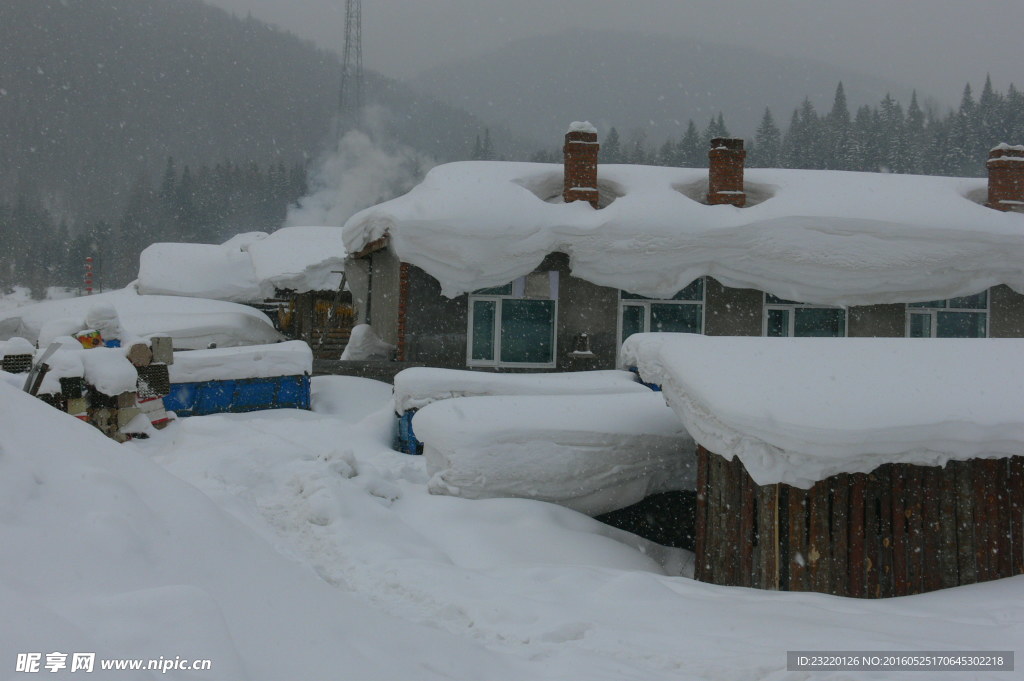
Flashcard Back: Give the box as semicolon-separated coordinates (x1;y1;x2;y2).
286;106;433;228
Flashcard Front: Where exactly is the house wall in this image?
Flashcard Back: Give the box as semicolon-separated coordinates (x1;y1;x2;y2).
704;278;762;336
848;304;905;337
367;248;402;346
548;253;620;371
404;265;469;367
990;285;1024;337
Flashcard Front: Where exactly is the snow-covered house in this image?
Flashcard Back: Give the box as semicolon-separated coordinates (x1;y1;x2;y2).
623;333;1024;598
340;127;1024;373
137;227;353;357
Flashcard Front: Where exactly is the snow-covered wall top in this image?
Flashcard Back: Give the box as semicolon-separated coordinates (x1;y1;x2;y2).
342;162;1024;305
0;288;283;349
138;226;347;302
168;340;313;383
621;333;1024;488
392;367;649;413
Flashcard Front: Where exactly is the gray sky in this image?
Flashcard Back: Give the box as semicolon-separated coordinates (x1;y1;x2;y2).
208;0;1022;105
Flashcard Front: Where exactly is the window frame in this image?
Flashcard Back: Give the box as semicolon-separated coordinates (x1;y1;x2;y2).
762;294;848;337
905;291;989;338
466;274;559;369
617;278;706;348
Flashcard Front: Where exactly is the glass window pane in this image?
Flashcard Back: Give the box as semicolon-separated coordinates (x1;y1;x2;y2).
621;291;650;300
471;300;496;360
794;308;845;337
908;313;932;338
473;283;513;295
766;309;789;337
650;303;701;333
908;299;946;308
671;278;704;301
621;304;645;342
948;291;988;310
500;299;555;364
936;311;986;338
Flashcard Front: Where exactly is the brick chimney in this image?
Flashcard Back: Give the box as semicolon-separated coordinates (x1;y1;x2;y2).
563;121;599;208
987;143;1024;212
707;137;746;207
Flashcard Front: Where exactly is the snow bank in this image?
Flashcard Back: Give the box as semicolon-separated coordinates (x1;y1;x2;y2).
393;367;649;413
340;324;394;361
138;226;346;301
0;381;535;681
414;392;695;515
0;287;283;349
168;340;312;383
343;161;1024;305
623;333;1024;487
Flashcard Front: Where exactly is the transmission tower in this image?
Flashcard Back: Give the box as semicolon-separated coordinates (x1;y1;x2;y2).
339;0;364;125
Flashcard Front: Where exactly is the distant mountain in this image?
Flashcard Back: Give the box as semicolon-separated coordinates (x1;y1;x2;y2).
0;0;527;222
413;28;931;148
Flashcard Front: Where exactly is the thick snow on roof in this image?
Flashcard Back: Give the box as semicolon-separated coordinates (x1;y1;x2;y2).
169;340;312;383
0;287;283;349
343;161;1024;305
138;226;346;301
622;333;1024;488
413;392;695;515
393;367;649;413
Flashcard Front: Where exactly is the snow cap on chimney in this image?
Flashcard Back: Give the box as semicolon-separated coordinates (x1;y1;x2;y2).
987;143;1024;212
707;137;746;207
563;122;599;208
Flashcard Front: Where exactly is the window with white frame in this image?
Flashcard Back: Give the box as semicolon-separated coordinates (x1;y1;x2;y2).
468;272;558;367
906;291;988;338
763;294;847;337
619;278;704;344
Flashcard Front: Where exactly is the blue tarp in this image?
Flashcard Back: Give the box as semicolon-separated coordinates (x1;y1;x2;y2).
397;410;423;455
164;375;311;417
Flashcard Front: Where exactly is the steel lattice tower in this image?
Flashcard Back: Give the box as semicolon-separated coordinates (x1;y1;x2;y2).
339;0;364;124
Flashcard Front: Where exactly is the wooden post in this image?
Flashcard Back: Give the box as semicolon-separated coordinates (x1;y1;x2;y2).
953;460;977;585
830;475;849;596
807;480;831;593
848;473;867;598
694;446;710;582
1010;456;1024;576
891;465;909;596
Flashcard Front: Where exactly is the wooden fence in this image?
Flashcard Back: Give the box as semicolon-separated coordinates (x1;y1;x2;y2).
695;446;1024;597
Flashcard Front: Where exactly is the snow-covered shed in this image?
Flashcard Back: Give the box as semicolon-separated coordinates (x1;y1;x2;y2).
137;228;353;357
623;332;1024;598
340;128;1024;373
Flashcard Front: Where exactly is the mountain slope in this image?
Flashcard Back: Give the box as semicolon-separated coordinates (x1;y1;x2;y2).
413;28;926;145
0;0;525;222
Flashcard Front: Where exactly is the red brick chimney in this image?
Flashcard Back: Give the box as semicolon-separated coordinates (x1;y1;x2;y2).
707;137;746;207
563;121;599;208
987;143;1024;212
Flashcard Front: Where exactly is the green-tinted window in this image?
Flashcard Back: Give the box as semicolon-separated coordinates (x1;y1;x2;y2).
651;303;701;333
766;308;789;337
500;299;555;364
621;304;645;343
794;307;846;337
471;300;496;360
948;291;988;309
936;311;986;338
908;312;932;338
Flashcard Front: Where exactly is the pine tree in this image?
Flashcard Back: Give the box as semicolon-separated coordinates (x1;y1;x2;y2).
824;83;852;169
603;127;624;163
677;120;702;167
751;108;781;168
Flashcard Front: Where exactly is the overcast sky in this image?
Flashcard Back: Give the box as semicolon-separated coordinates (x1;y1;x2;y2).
207;0;1022;106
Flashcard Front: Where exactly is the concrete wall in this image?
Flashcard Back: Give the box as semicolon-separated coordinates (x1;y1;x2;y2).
367;248;402;346
547;253;620;371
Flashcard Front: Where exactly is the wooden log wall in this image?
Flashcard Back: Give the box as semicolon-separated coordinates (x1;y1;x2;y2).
694;446;1024;597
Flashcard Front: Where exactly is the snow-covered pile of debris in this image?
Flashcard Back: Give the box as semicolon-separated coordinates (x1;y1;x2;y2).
622;332;1024;487
138;226;347;302
414;391;695;515
343;161;1024;305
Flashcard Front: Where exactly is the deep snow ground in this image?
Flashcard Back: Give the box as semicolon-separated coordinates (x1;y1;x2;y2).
129;376;1024;680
